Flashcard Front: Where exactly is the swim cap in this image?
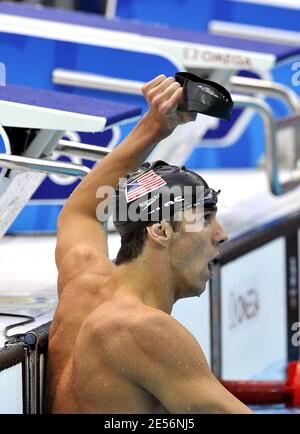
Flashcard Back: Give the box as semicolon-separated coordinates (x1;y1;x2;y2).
113;160;219;236
175;72;233;121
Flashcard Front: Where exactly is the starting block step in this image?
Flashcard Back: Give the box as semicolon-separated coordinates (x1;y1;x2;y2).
0;84;141;132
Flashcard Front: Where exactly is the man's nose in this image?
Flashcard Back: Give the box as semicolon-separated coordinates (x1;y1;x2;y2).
213;221;228;246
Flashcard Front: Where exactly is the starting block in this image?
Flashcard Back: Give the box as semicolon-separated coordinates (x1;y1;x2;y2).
0;83;141;238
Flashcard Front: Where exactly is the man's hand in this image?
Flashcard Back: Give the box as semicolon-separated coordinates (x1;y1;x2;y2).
142;74;197;137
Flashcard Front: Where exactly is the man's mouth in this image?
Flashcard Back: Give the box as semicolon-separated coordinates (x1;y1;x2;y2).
208;255;220;277
208;261;213;277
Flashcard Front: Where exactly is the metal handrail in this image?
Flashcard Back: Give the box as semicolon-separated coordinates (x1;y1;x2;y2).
232;94;281;194
233;94;300;195
277;113;300;130
231;77;300;193
57;139;111;160
230;76;300;112
52;68;144;95
0;154;90;177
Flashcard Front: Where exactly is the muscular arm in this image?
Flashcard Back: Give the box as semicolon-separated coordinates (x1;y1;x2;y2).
55;75;192;286
108;312;253;414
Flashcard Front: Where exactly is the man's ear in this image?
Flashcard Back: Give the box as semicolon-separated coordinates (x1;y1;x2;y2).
146;221;173;246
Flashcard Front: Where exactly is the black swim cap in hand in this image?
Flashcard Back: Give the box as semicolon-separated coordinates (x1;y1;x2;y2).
175;72;233;121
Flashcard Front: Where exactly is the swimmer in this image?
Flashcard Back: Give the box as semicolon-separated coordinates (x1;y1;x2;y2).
44;75;252;414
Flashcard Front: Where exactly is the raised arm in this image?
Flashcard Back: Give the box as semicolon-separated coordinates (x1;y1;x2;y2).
55;75;193;288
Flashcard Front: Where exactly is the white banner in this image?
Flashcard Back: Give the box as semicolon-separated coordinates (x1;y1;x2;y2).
298;229;300;297
172;287;211;365
0;364;23;414
221;238;287;380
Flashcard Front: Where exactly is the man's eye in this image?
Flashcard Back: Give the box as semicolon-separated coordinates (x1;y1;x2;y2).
204;213;211;222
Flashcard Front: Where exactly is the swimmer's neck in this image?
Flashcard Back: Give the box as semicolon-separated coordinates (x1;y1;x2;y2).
113;251;176;315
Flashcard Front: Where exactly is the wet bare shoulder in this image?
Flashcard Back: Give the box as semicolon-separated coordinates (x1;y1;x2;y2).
126;309;206;370
76;301;205;375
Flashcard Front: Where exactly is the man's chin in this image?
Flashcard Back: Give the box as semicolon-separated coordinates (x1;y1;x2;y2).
197;284;207;297
190;282;207;298
176;279;208;300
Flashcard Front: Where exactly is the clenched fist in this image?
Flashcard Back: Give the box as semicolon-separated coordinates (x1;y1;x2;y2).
142;74;197;135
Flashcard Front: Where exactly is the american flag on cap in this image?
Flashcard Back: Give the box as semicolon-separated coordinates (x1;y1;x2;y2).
125;170;166;203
